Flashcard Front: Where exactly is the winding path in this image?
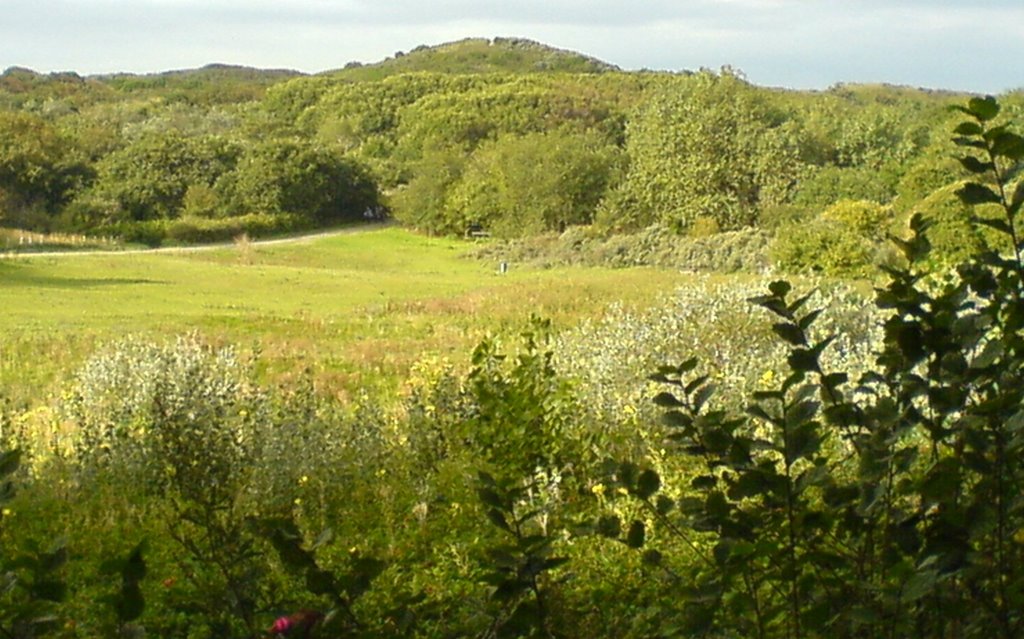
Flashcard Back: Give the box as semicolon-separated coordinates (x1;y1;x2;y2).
0;222;393;259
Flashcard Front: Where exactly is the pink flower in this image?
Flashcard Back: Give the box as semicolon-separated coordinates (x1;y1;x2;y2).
270;616;293;634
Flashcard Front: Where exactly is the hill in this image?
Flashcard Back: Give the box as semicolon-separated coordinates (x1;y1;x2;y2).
95;63;305;102
326;37;620;80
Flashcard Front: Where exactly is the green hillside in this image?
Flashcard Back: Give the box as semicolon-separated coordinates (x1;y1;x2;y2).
328;37;619;80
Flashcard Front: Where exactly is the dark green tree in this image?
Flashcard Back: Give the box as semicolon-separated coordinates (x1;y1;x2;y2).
219;139;379;224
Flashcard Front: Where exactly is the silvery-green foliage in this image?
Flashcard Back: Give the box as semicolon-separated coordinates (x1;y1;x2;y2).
554;276;884;430
62;334;266;496
470;224;772;273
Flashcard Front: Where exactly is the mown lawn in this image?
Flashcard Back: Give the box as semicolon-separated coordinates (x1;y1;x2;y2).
1;226;693;404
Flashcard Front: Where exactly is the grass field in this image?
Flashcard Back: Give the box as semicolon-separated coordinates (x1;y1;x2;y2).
1;226;693;405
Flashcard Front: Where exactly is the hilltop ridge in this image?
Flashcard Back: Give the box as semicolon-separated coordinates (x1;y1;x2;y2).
326;37;619;80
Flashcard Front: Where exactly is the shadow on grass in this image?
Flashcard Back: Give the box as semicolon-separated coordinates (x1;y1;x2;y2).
2;268;163;290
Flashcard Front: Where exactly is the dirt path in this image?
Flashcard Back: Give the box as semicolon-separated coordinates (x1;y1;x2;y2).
0;222;393;259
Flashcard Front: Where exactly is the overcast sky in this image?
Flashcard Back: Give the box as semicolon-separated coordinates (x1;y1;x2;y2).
1;0;1021;93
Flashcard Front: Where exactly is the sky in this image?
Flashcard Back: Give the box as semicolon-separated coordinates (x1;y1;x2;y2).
1;0;1022;93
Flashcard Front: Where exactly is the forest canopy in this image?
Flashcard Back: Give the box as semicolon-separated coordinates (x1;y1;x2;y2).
1;37;1020;266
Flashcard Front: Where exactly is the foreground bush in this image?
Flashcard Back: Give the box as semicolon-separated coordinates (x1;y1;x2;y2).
599;95;1024;638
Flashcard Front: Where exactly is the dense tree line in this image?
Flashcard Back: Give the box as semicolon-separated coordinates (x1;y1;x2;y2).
1;41;1021;257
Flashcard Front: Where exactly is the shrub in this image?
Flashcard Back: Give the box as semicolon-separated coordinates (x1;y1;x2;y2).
164;212;307;244
554;276;882;436
894;151;966;212
791;163;900;209
819;198;892;240
771;199;898;277
470;224;772;273
910;181;995;266
61;334;266;494
595;94;1024;639
771;219;877;277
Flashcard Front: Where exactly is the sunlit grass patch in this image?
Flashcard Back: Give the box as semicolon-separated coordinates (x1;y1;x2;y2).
0;227;694;404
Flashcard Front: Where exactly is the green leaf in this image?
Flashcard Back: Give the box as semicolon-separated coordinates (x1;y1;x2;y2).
32;579;66;603
0;450;20;479
478;487;504;510
312;528;334;550
656;495;675;515
772;322;806;346
713;541;731;566
902;569;938;603
642;549;663;566
122;542;147;583
787;292;815;315
652;392;684;408
768;280;792;298
785;399;820;425
953;121;983;136
486;508;510;532
617;462;638;487
677;358;700;374
746;404;777;425
786;422;821;464
991;131;1024;160
306;568;339;597
542;556;569;572
691;475;717;490
967;96;1000;121
1006;409;1024;433
117;586;145;623
636;469;661;500
952;136;987;149
1009;180;1024;218
728;471;768;500
596;515;621;539
822;372;848;391
970;340;1003;369
40;543;68;573
788;348;818;373
693;384;716;412
797;309;823;331
975;216;1013;235
920;458;960;503
957;182;1002;205
485;548;518;569
748;295;790;319
958;156;993;174
626;521;646;549
662;410;692;429
684;375;711;395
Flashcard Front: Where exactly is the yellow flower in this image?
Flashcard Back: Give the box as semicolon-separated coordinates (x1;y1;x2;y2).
591;484;607;496
298;475;309;485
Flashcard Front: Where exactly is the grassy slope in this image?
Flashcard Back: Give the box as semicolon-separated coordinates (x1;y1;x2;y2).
0;227;691;404
327;37;618;81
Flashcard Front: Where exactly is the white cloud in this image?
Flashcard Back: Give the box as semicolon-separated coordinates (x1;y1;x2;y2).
0;0;1021;92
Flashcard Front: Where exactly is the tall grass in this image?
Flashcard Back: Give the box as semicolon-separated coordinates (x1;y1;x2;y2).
0;227;693;405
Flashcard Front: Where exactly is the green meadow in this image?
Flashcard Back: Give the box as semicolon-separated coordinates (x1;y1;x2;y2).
0;226;690;404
